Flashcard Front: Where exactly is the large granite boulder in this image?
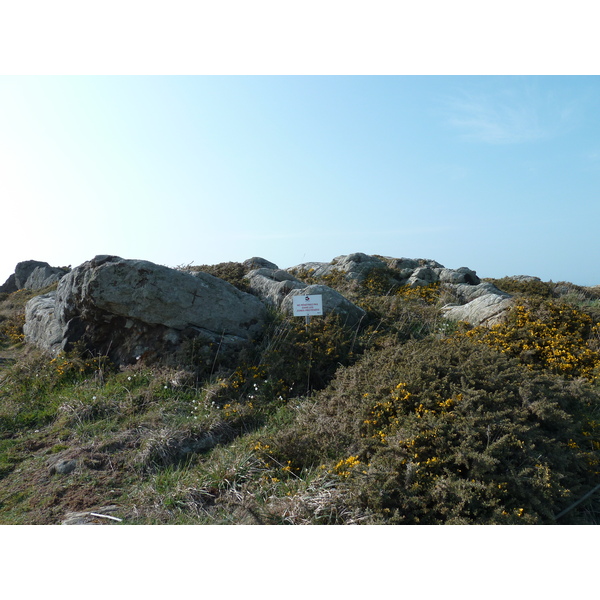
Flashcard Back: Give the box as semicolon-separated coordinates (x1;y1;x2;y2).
25;255;268;363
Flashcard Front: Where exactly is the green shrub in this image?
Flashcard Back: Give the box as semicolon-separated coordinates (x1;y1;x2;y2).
462;298;600;381
0;312;25;346
486;277;555;298
267;336;600;524
208;312;363;409
185;262;252;293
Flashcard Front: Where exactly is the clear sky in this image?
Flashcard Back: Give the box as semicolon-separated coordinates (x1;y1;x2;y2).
2;75;599;286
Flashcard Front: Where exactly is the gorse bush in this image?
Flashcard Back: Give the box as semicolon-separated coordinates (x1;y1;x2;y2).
204;311;363;410
268;336;600;524
487;277;556;298
462;298;600;381
0;312;25;346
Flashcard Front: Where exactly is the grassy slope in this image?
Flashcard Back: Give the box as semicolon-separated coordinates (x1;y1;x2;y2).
1;270;600;524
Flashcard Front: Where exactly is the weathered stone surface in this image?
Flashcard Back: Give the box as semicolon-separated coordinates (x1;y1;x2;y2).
25;255;268;364
289;253;478;290
23;264;69;290
49;458;78;475
23;292;63;354
244;268;305;308
243;257;279;270
407;266;438;287
15;260;68;290
328;253;388;281
290;252;388;283
384;256;444;271
442;293;514;326
0;260;69;293
57;255;266;334
506;275;541;283
435;267;480;285
289;261;330;278
280;284;366;326
445;281;510;304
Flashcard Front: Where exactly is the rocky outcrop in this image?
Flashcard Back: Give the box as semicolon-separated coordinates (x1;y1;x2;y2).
285;252;505;326
280;284;366;327
441;281;513;326
290;252;388;283
442;293;514;327
20;251;517;362
444;281;509;304
244;265;367;326
23;263;69;290
244;268;306;308
289;252;480;289
0;273;17;294
1;260;69;293
25;255;268;364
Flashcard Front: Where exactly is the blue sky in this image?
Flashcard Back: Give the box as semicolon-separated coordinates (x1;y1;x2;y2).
2;75;599;286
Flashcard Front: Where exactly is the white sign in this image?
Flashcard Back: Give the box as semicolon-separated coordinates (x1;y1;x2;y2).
292;294;323;316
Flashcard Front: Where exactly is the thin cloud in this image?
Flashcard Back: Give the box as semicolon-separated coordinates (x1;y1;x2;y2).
446;93;546;144
442;83;581;145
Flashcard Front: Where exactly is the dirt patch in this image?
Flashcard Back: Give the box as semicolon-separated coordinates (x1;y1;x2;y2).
0;432;135;524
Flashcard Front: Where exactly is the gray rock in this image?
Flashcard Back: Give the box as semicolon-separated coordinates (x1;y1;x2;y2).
407;266;439;287
23;292;63;354
289;261;331;278
57;255;266;335
25;255;268;364
243;257;279;270
445;282;510;304
0;260;69;293
244;268;306;308
15;260;68;290
280;284;366;327
49;458;78;475
328;253;388;282
0;273;17;294
506;275;541;282
23;264;69;290
442;293;514;326
384;257;422;271
290;252;388;283
384;257;444;271
435;267;480;285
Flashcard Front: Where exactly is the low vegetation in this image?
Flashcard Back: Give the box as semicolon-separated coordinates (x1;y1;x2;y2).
2;267;600;524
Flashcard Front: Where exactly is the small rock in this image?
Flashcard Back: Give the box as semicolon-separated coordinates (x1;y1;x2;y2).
49;458;77;475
